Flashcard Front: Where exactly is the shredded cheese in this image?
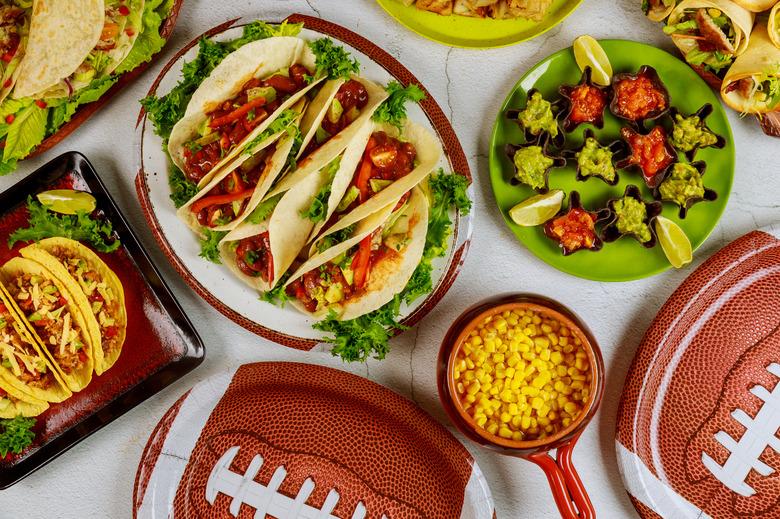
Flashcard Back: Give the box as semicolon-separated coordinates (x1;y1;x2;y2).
59;313;71;355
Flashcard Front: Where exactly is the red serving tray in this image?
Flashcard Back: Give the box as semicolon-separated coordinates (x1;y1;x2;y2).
0;152;204;489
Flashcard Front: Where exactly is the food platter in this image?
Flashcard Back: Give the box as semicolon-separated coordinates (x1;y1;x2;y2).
376;0;583;48
489;39;735;282
0;152;203;489
136;14;473;352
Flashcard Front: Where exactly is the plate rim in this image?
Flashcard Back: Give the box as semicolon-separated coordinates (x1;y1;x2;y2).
488;38;736;282
135;13;473;350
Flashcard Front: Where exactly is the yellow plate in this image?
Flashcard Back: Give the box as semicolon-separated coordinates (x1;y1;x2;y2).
376;0;584;49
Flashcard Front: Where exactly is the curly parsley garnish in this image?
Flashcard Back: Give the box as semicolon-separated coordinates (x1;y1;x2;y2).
0;416;35;458
309;38;360;80
8;197;120;253
372;81;426;129
199;229;227;264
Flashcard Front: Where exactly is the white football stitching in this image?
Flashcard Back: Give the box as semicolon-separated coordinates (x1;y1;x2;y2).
206;446;389;519
702;363;780;497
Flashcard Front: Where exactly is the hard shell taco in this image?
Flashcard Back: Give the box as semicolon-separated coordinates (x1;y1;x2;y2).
11;0;105;99
176;99;306;234
284;186;429;321
0;377;47;418
0;3;31;103
0;286;70;403
168;36;321;188
218;120;375;291
721;24;780;113
19;238;127;376
0;257;94;392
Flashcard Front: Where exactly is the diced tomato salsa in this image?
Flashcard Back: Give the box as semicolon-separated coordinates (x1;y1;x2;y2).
567;84;606;125
621;126;675;186
236;232;274;282
613;73;667;121
301;79;369;156
546;207;598;253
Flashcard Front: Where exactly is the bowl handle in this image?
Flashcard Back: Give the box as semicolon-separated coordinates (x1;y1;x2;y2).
527;433;594;519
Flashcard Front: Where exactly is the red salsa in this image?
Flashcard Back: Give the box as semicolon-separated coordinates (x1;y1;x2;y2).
302;79;369;156
567;84;607;125
0;6;24;63
544;207;599;254
612;72;667;121
182;64;312;183
620;126;675;187
235;232;274;282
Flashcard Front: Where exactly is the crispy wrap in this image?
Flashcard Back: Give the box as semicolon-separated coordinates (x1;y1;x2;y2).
644;0;679;21
168;37;321;188
284;186;429;321
12;0;104;99
0;285;70;403
0;377;47;418
721;25;780;113
0;258;94;392
19;238;127;376
732;0;779;12
770;3;780;49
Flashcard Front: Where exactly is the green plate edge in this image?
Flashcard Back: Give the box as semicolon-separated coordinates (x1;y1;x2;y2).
375;0;584;49
488;39;735;282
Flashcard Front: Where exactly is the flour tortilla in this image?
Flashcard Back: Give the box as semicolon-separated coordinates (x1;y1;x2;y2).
668;0;755;57
770;3;780;49
721;24;780;113
0;4;31;103
732;0;778;12
168;36;321;188
644;0;678;21
12;0;104;99
285;186;429;321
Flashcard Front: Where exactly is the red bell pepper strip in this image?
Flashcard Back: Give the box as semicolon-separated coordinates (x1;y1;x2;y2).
351;235;373;289
190;189;253;214
355;156;373;202
209;98;267;129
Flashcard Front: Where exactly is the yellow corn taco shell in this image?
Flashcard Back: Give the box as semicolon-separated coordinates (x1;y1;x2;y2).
733;0;778;12
668;0;755;57
769;3;780;49
284;186;429;321
721;24;780;113
19;238;126;376
168;37;322;188
0;377;48;418
0;257;94;392
12;0;104;99
0;284;70;403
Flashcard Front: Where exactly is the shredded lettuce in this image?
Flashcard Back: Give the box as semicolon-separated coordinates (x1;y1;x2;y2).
247;194;282;224
242;109;298;153
169;164;198;208
663;19;698;34
301;157;341;222
48;76;117;131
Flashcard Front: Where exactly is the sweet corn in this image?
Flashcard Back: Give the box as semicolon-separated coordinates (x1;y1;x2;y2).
452;307;592;442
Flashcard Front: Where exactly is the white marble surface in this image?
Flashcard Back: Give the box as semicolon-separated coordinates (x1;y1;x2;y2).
1;1;778;517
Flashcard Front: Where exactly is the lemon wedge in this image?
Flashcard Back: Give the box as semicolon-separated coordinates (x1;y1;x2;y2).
36;190;97;215
508;190;564;227
573;35;613;87
655;216;692;268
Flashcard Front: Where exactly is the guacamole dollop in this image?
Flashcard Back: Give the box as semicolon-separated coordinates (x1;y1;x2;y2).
518;92;558;138
670;114;718;152
576;137;615;182
513;146;554;190
613;196;652;243
659;163;705;207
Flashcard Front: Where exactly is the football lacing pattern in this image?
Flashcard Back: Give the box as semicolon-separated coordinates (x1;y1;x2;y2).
702;362;780;497
206;446;389;519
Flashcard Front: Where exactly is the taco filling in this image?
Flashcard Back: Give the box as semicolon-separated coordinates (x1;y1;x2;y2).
0;5;28;90
723;69;780;112
234;232;274;282
664;8;739;75
0;302;55;392
6;274;88;376
302;79;369;155
182;65;312;182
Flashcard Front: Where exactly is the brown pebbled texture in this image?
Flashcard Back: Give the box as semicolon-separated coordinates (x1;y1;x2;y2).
616;229;780;518
168;363;475;518
136;15;472;350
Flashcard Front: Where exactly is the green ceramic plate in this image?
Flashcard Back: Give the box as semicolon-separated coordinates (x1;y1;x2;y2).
375;0;583;49
489;39;735;282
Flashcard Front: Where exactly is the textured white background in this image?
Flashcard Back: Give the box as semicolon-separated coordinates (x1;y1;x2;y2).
1;1;778;517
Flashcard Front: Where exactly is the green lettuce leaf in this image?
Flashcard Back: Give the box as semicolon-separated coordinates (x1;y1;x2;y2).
372;81;426;129
3;102;47;163
48;76;117;132
0;416;35;458
309;38;360;80
199;229;227;264
169;163;198;208
247;194;282;224
114;0;174;75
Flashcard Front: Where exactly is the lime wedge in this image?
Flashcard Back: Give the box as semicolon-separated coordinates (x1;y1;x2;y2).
508;190;564;227
655;216;692;268
573;35;613;86
36;190;97;215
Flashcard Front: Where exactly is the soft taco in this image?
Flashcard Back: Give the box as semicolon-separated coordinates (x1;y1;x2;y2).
769;3;780;49
218;119;376;290
721;25;780;113
0;286;70;403
11;0;105;99
0;257;94;392
643;0;679;21
176;99;306;234
284;186;429;321
19;238;127;376
666;1;755;78
0;3;30;102
0;377;47;418
168;36;321;188
309;118;442;242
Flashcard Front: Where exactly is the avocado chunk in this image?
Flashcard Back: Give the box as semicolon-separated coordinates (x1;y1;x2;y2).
247;86;277;104
369;178;393;193
327;98;344;125
336;186;360;212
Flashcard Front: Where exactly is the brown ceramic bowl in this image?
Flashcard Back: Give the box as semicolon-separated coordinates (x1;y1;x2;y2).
438;294;604;519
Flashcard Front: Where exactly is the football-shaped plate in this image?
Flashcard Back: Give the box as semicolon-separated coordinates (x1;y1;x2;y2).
136;14;472;350
615;225;780;518
133;362;494;518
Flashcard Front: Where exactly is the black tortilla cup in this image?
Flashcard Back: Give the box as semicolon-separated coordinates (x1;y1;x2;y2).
668;104;726;161
616;125;677;189
652;160;718;219
543;191;610;255
505;141;566;193
610;65;670;126
559;67;610;133
601;185;663;248
562;129;626;186
506;88;565;148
